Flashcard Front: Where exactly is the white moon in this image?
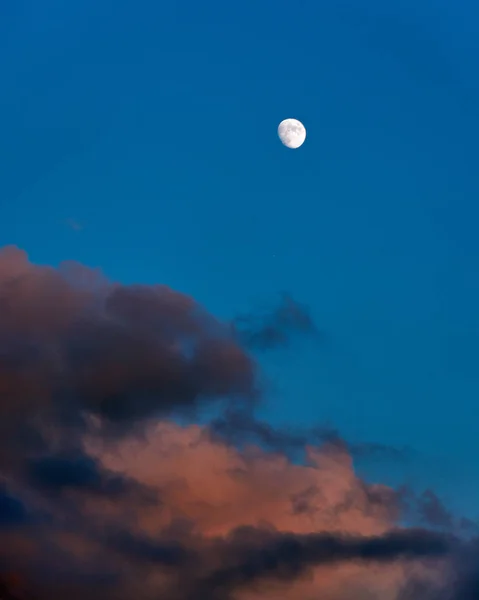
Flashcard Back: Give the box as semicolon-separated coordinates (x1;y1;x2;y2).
277;118;306;149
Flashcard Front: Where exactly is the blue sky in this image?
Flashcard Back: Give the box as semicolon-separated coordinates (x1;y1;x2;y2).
2;0;479;515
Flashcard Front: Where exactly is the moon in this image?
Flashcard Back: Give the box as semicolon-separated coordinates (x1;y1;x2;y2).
277;118;306;149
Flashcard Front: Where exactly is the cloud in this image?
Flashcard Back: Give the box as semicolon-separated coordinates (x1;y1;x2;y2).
85;421;455;600
25;451;156;505
232;293;317;350
210;409;414;465
194;527;453;600
417;490;454;530
0;420;464;600
0;245;258;441
0;246;474;600
0;485;30;529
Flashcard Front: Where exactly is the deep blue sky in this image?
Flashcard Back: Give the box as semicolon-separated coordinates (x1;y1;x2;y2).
2;0;479;515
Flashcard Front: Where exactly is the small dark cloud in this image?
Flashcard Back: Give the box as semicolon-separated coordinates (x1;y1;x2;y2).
210;410;413;465
209;409;308;455
232;293;317;351
417;490;454;530
350;440;415;463
196;527;454;598
106;530;190;566
26;452;149;500
396;486;479;536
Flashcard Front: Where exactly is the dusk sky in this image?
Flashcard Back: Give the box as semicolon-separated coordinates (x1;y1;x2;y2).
1;1;479;599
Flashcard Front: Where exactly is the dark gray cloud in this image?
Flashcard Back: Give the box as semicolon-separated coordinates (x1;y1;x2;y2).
210;409;413;466
26;451;156;504
0;485;30;529
194;527;455;600
105;529;190;566
417;490;454;530
0;246;259;441
232;293;317;351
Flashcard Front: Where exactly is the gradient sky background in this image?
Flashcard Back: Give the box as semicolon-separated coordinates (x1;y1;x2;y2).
1;0;479;517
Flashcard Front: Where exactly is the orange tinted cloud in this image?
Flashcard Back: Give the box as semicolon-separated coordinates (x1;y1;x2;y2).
83;421;450;600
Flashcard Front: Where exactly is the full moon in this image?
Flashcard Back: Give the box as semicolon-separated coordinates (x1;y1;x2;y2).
277;118;306;149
